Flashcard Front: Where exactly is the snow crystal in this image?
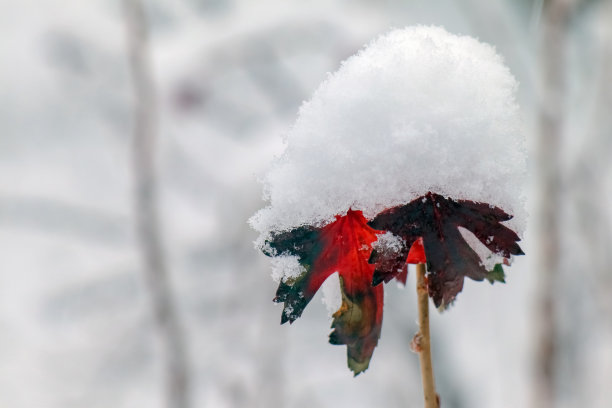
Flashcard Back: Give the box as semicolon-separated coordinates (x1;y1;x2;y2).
251;25;526;243
270;255;306;282
372;231;406;254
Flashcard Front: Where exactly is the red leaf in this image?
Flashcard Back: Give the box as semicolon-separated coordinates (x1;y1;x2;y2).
406;237;426;264
265;209;384;374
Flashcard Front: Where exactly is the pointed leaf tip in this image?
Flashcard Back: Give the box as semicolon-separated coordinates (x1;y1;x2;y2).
486;263;507;284
349;358;370;376
371;272;385;287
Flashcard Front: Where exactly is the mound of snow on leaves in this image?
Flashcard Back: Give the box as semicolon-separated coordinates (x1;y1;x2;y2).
251;26;526;246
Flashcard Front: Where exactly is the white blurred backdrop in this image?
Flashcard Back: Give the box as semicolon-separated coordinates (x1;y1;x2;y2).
0;1;610;407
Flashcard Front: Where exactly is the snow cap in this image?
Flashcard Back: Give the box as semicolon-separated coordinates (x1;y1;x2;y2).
250;26;526;243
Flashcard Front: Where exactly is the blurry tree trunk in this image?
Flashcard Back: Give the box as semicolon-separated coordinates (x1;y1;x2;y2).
565;4;612;403
533;1;573;408
123;1;191;408
572;0;612;318
589;0;612;320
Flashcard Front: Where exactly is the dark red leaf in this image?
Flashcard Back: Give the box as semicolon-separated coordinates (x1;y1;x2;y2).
369;192;524;308
264;209;384;374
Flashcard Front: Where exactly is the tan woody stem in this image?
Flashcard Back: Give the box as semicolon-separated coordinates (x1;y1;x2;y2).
415;263;439;408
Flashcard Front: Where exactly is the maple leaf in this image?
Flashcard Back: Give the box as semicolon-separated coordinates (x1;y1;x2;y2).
263;209;384;374
369;192;524;308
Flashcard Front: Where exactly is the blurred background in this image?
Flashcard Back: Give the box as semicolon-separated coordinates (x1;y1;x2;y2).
0;0;610;407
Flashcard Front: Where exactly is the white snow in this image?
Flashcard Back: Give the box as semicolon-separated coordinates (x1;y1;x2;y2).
270;255;306;283
372;231;406;254
321;272;342;315
250;26;526;243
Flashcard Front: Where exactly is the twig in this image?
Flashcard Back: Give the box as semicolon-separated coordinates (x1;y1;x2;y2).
415;263;439;408
123;1;191;407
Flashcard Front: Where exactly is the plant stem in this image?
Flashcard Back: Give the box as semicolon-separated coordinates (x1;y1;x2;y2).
416;263;438;408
